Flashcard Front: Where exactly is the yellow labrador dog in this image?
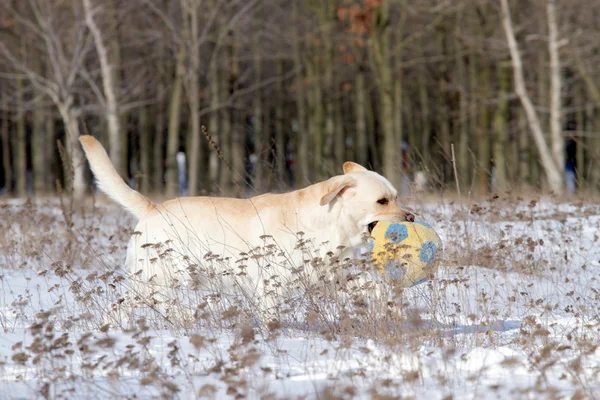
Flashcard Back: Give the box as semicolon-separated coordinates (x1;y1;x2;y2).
79;135;413;313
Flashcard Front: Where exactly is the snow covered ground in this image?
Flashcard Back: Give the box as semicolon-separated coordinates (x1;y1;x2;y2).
0;196;599;399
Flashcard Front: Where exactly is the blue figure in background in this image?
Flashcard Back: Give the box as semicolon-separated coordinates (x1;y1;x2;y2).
565;160;576;195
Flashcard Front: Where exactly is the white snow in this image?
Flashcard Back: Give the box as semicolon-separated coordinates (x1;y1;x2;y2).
0;196;598;399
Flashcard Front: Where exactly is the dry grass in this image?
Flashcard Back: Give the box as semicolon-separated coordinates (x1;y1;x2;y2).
0;193;599;399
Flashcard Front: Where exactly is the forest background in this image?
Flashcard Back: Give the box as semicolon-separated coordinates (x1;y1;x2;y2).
0;0;598;201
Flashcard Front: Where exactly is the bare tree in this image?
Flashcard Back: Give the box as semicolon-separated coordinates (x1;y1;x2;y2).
182;0;203;197
547;0;564;181
82;0;124;177
0;0;91;201
500;0;564;193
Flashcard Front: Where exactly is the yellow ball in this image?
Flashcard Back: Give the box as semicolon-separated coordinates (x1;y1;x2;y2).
368;220;442;287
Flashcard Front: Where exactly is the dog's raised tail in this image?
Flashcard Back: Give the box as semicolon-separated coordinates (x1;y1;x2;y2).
79;135;154;219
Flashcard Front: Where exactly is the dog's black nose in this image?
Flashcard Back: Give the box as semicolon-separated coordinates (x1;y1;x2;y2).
405;212;415;222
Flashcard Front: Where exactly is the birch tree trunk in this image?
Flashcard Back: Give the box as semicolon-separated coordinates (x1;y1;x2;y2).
500;0;563;193
500;0;564;194
58;102;86;202
185;0;202;197
83;0;124;178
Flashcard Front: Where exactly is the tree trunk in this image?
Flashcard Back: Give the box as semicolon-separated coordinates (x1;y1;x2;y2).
418;58;431;170
355;68;368;167
575;86;585;189
456;19;469;189
370;0;397;184
251;4;265;192
492;63;509;192
587;105;600;190
185;0;202;197
438;91;450;185
15;76;27;197
334;96;345;170
405;89;416;166
393;75;403;160
500;0;563;193
139;106;150;194
32;49;46;195
1;96;11;194
263;109;275;192
153;85;165;194
58;102;86;202
574;49;600;110
321;0;335;176
306;60;324;181
229;33;245;194
547;0;564;176
166;49;185;198
292;0;309;186
275;58;286;187
518;109;531;187
366;87;379;171
468;51;479;191
83;0;124;178
477;63;490;195
45;114;56;192
218;49;232;194
573;55;600;189
208;55;220;192
32;104;45;195
437;34;450;185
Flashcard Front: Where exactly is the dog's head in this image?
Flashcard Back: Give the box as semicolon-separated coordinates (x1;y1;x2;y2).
319;162;414;246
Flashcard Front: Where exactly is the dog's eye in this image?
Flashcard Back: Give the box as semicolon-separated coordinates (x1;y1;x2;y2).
377;198;389;205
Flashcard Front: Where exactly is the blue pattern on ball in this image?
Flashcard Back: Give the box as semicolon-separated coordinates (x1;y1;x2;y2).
385;224;408;243
420;241;437;263
415;221;432;229
367;240;374;253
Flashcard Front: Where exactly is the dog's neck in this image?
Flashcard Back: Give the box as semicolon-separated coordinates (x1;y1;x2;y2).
286;180;357;250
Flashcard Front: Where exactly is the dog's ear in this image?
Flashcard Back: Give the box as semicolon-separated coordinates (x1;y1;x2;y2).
343;162;368;174
320;176;356;206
